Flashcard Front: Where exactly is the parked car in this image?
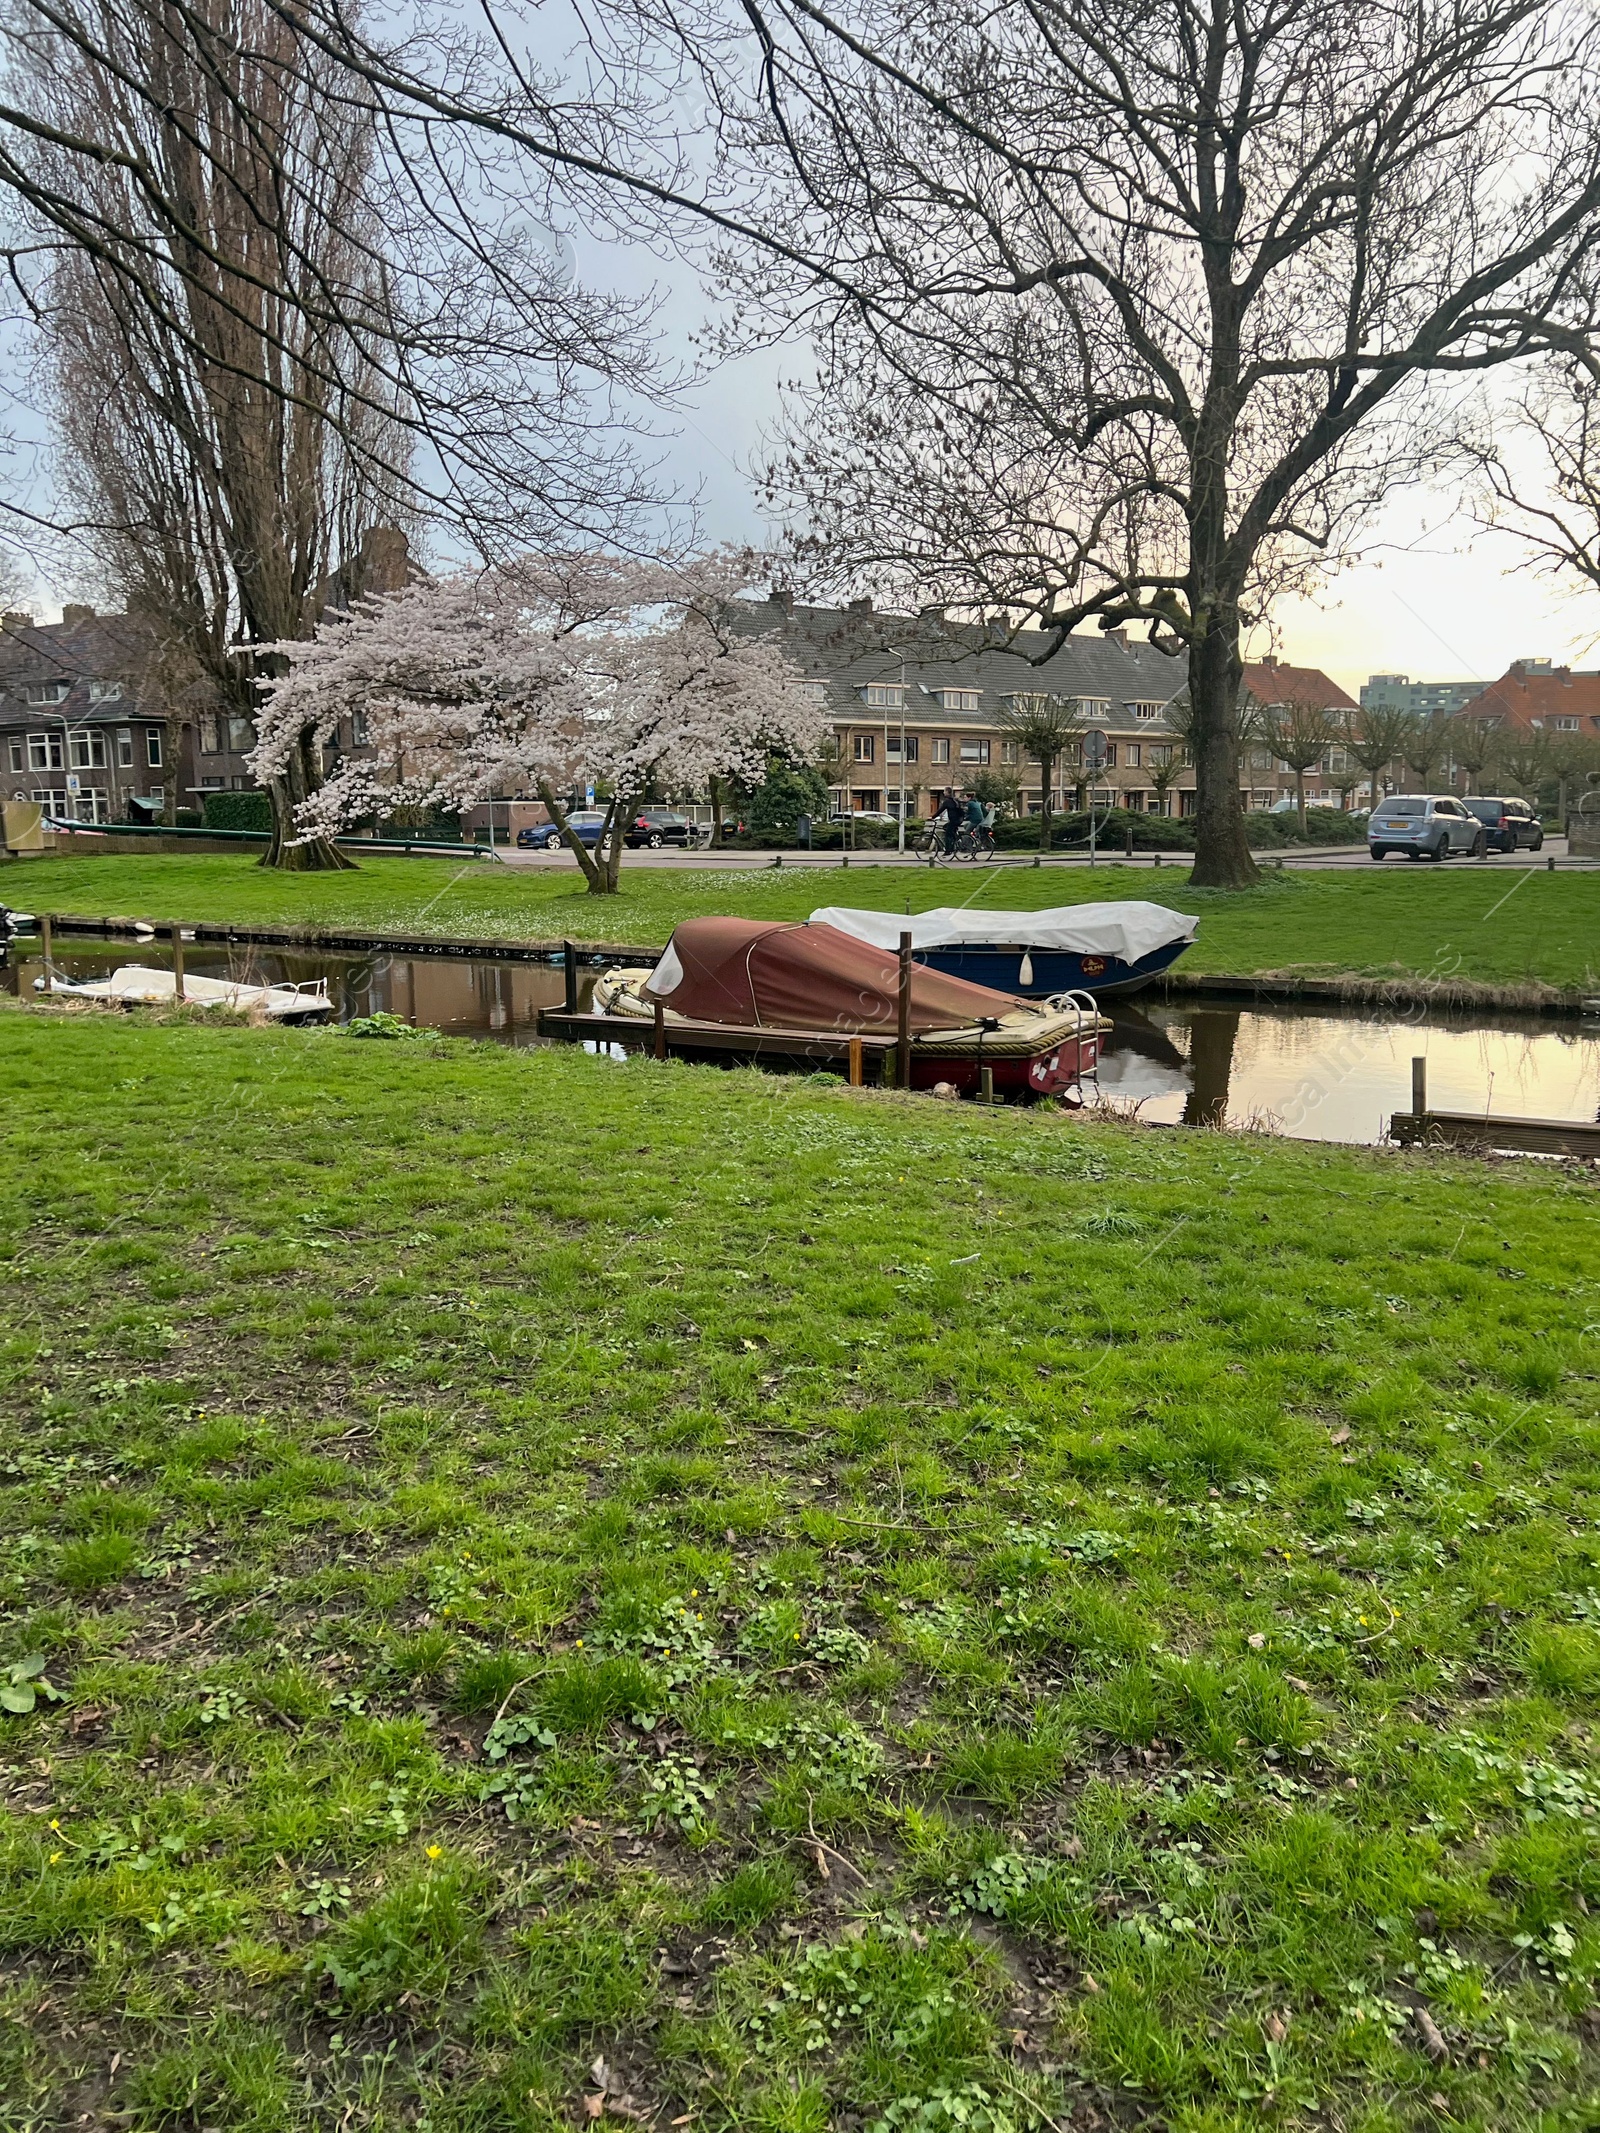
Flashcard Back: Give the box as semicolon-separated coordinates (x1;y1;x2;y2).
623;808;698;849
829;808;900;825
516;811;608;850
1368;795;1486;861
1462;795;1543;853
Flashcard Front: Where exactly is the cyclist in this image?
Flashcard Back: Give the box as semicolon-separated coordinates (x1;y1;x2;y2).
937;787;964;855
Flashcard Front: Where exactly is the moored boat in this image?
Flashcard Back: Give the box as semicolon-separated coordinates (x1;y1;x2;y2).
37;964;334;1021
809;900;1198;998
591;917;1111;1097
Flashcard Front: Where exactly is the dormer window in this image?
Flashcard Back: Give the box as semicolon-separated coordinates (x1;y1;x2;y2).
939;688;980;712
863;683;904;709
798;681;830;704
1130;702;1162;721
88;680;123;703
23;679;70;705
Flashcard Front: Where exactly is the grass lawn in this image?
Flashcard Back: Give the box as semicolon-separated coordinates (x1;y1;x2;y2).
7;850;1600;992
2;1001;1599;2130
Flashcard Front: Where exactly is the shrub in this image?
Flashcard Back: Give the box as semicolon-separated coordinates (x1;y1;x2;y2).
200;790;273;834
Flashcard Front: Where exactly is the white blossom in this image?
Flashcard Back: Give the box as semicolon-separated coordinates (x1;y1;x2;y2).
251;551;828;852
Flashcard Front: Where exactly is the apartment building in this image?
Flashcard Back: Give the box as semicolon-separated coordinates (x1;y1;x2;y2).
734;594;1196;815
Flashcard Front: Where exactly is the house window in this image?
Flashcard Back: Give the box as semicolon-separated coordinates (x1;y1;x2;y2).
32;787;69;813
226;716;254;752
1325;746;1348;770
68;729;107;769
999;739;1019;764
854;789;882;811
1131;702;1161;721
199;716;221;754
351;708;370;747
1103;742;1117;768
929;737;950;764
886;734;919;763
24;679;70;706
116;727;134;766
145;728;163;767
863;683;904;709
1076;698;1111;718
1556;716;1580;731
66;786;110;822
1125;743;1141;768
88;680;122;704
200;776;226;788
853;733;875;763
959;737;990;765
6;736;20;773
27;731;64;771
940;688;980;712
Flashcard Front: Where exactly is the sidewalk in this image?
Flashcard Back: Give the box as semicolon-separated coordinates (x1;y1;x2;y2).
496;837;1588;873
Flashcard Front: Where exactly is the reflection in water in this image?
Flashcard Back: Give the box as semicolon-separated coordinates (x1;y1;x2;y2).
7;939;1599;1147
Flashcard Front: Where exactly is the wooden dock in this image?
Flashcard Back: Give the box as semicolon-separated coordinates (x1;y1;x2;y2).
537;1005;897;1081
1389;1057;1600;1158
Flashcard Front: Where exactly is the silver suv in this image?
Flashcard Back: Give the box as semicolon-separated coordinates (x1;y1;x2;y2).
1369;795;1486;862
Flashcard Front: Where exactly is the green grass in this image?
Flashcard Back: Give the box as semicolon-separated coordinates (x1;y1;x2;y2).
8;850;1600;991
2;999;1599;2129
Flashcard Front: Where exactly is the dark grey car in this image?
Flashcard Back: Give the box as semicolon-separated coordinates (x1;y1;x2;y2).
1463;795;1543;853
1369;794;1486;861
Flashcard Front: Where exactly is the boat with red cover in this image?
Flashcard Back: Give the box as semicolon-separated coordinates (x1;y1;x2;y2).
590;917;1110;1096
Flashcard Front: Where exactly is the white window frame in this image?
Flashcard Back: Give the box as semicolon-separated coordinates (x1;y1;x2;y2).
958;737;991;765
88;680;123;704
23;679;71;706
853;733;876;763
1131;702;1162;721
886;733;919;763
145;728;163;768
6;735;21;773
863;683;904;710
940;688;980;712
929;737;950;764
27;731;64;771
116;727;134;767
68;728;108;769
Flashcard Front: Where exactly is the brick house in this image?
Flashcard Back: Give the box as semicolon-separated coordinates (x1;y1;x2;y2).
1237;657;1361;809
731;594;1197;816
0;607;190;824
1454;659;1600;747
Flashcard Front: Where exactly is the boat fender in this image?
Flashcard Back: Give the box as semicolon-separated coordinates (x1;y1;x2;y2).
1018;951;1034;986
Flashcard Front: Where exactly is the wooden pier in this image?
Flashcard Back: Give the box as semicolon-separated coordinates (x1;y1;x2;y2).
1390;1056;1600;1158
536;1004;896;1084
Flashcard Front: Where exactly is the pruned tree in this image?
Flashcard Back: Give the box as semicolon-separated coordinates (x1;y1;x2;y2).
1490;725;1552;803
1547;727;1600;819
1146;744;1186;819
253;552;830;894
993;694;1086;851
1347;704;1413;813
1444;713;1499;797
1261;699;1335;836
1399;712;1452;794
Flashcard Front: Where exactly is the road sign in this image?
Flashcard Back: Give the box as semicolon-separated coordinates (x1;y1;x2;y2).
1082;727;1108;772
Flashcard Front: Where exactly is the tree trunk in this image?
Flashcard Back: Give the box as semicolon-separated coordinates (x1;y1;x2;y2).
1037;750;1055;849
536;777;607;891
1186;611;1260;889
710;773;726;846
1296;770;1307;836
259;732;357;871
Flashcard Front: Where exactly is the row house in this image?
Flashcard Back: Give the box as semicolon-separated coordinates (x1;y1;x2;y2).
1237;657;1362;809
1453;660;1600;749
736;595;1197;816
0;608;190;824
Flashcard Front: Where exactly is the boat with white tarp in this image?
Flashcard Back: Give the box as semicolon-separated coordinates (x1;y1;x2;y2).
809;900;1198;998
37;964;334;1020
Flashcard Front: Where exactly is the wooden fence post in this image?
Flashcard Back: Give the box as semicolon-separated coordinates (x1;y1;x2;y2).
1411;1056;1427;1118
847;1036;864;1087
897;931;912;1090
562;940;578;1014
653;999;666;1060
171;924;185;1002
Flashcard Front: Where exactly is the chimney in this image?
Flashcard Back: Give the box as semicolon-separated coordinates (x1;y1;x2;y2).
918;603;945;623
1;610;33;630
1106;626;1128;649
768;584;794;613
847;596;873;615
61;603;96;628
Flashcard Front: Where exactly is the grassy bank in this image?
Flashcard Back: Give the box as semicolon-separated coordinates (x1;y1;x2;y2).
2;1002;1598;2130
7;851;1600;993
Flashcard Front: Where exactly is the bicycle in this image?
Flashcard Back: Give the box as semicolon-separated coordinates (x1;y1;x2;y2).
954;824;996;861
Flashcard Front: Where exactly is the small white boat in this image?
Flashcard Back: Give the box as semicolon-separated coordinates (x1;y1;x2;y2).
37;964;334;1021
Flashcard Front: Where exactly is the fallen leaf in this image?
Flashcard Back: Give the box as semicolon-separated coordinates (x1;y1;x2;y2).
812;1845;831;1880
1264;2012;1287;2043
1415;2008;1448;2063
1284;1674;1313;1693
583;2098;605;2122
1247;1632;1266;1649
1330;1425;1351;1446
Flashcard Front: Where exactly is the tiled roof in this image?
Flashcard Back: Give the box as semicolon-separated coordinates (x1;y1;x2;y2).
1241;658;1358;712
729;597;1188;723
0;611;162;726
1457;664;1600;732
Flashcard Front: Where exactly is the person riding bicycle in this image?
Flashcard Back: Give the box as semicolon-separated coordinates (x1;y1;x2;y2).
937;787;964;854
964;793;986;829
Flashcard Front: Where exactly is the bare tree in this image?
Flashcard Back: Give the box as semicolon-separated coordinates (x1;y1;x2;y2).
994;693;1086;851
1491;724;1551;802
640;0;1600;890
1399;711;1452;794
1146;744;1186;820
1261;699;1335;836
1347;703;1413;813
1444;712;1499;796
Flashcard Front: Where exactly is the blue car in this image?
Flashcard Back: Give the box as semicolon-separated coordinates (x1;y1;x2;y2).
517;811;608;850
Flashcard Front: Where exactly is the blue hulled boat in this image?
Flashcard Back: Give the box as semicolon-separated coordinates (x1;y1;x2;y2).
809;900;1198;999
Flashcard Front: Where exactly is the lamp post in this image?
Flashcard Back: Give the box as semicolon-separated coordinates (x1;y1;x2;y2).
897;656;908;854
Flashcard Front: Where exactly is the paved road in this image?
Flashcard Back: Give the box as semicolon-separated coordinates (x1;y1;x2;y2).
494;836;1591;873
